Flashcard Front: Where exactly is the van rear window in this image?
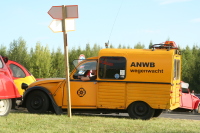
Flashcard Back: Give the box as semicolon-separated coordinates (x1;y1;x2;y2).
174;59;181;80
98;57;126;79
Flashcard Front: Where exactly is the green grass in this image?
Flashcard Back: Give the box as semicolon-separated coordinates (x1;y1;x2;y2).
0;111;200;133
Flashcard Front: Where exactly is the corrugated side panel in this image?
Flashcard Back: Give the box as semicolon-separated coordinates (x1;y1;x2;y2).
97;82;126;109
169;84;181;110
126;83;171;109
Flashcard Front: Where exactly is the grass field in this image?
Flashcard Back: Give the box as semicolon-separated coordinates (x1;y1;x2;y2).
0;110;200;133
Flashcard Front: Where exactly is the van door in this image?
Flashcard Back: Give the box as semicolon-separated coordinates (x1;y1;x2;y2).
63;60;98;108
62;81;97;108
97;56;126;109
171;57;181;108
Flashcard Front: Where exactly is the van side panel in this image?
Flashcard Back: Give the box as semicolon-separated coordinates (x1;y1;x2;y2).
126;83;172;109
98;48;181;110
96;82;180;110
126;52;173;83
97;82;126;109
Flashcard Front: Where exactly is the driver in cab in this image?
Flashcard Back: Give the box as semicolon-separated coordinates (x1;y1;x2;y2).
78;65;97;81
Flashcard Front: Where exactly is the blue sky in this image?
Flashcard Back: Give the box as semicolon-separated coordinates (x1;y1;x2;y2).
0;0;200;51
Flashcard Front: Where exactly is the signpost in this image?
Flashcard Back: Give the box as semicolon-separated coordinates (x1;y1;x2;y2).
49;19;75;33
48;5;78;19
48;5;78;118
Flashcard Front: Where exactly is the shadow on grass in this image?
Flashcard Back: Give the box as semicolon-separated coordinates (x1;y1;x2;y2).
10;107;28;114
10;107;55;115
72;113;130;119
11;107;130;119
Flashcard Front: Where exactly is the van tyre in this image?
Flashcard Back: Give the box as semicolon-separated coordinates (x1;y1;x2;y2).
0;99;12;116
153;109;163;117
26;91;49;114
128;101;155;120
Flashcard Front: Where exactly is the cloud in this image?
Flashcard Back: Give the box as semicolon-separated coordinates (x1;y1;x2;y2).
190;18;200;23
157;0;192;5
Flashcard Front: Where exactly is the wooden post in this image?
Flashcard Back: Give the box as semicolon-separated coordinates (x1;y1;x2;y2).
62;5;72;118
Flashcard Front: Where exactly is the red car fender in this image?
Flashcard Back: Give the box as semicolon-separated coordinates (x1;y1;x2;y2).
190;93;200;109
193;98;200;109
0;56;21;99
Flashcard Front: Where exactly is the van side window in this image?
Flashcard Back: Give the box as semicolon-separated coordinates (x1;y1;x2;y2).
174;59;180;80
99;57;126;79
73;60;97;80
9;64;26;78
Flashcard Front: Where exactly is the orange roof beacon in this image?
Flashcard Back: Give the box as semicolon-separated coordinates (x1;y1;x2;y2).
22;41;181;120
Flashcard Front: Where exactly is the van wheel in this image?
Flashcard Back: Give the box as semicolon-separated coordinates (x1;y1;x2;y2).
128;101;155;120
153;109;163;117
26;91;49;114
0;99;12;116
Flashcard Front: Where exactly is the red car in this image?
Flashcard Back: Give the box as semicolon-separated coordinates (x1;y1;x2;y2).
0;56;21;116
173;82;200;113
6;60;36;96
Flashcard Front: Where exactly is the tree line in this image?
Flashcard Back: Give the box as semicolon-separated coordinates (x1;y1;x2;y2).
0;37;200;93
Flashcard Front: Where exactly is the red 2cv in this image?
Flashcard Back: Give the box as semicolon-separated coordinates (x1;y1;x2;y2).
173;81;200;113
0;56;21;116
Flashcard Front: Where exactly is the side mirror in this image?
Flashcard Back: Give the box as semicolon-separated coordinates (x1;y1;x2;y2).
21;83;28;90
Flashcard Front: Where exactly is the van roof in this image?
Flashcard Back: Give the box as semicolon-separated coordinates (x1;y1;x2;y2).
99;48;177;56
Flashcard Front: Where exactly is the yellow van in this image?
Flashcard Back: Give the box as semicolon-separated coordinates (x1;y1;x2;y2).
22;41;181;120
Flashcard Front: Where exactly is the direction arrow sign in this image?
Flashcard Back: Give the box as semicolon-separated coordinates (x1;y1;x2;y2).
48;6;62;20
48;5;78;19
49;19;75;33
